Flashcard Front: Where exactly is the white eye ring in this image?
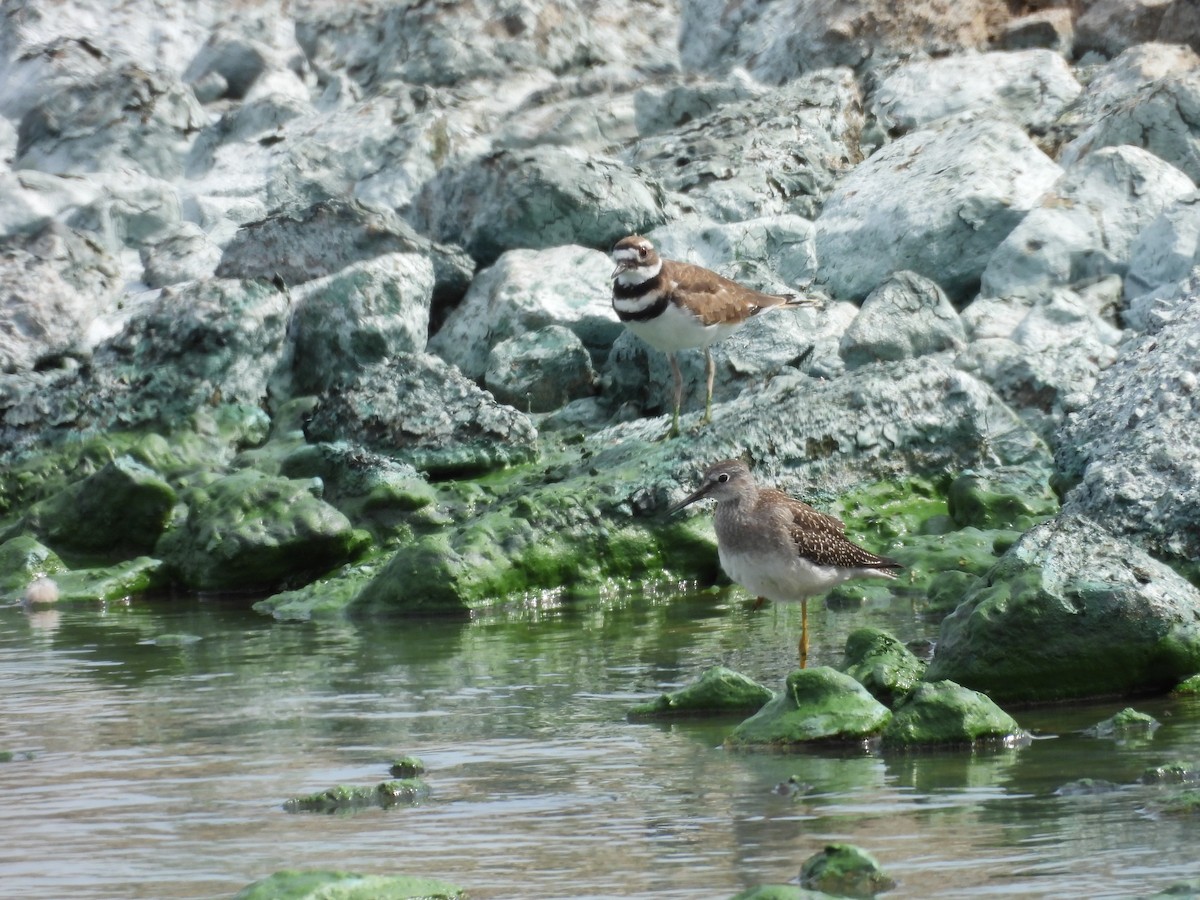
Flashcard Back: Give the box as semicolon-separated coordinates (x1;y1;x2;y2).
717;473;729;483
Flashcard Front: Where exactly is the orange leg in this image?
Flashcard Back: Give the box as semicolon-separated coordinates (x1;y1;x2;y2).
798;598;809;669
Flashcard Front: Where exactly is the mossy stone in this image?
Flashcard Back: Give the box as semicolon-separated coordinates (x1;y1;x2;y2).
0;535;66;599
727;667;891;747
882;680;1024;747
50;557;166;602
1084;707;1160;738
1140;763;1200;785
729;886;830;899
232;870;464;900
628;666;773;720
389;756;426;778
800;843;896;898
1174;674;1200;695
283;778;429;812
925;569;981;615
842;628;926;707
947;472;1057;531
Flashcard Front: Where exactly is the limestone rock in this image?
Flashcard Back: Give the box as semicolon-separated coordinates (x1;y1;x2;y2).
813;115;1061;303
484;326;596;413
839;271;965;369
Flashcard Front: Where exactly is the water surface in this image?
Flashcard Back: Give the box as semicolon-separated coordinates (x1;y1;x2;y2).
2;589;1199;898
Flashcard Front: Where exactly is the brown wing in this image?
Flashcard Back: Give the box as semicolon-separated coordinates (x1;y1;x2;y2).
789;526;902;571
663;259;792;326
763;490;846;537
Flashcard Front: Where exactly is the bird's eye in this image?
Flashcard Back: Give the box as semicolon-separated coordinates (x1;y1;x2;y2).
637;246;647;258
717;473;729;483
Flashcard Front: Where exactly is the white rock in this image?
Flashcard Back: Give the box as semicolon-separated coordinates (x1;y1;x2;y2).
1125;192;1200;304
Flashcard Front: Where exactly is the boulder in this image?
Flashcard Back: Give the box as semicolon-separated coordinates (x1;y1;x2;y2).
140;222;224;288
726;667;891;747
881;680;1024;747
799;844;896;898
1124;192;1200;304
627;666;774;720
813;115;1061;303
841;628;926;707
927;514;1200;702
233;870;463;900
839;271;965;369
484;326;597;413
1075;0;1200;58
0;535;66;601
997;9;1074;54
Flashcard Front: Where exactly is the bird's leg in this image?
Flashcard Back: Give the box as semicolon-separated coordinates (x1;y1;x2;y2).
798;598;809;669
665;353;683;439
701;347;715;425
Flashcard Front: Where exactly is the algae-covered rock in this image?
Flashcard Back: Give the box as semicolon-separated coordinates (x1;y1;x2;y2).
729;886;830;899
389;756;425;778
283;778;429;813
927;514;1200;702
0;535;66;598
1141;763;1200;785
156;471;365;592
946;472;1057;532
882;680;1024;748
1174;675;1200;695
24;456;176;555
1055;778;1121;796
727;667;891;748
628;666;773;720
49;557;165;602
925;570;982;616
232;870;463;900
841;628;925;707
800;843;896;898
1084;707;1161;739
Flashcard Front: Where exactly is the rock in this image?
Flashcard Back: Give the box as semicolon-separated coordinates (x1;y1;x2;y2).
882;680;1024;747
185;92;313;179
631;70;767;140
627;666;774;720
282;778;429;812
870;50;1080;137
1054;282;1200;572
43;556;165;602
813;115;1060;303
233;870;463;900
1075;0;1200;59
926;514;1200;703
1083;707;1160;738
139;222;223;288
428;245;618;381
625;68;863;222
16;63;206;179
64;172;183;261
925;570;983;616
729;887;828;900
998;9;1074;54
1059;68;1200;184
1141;763;1200;784
679;0;1008;83
1055;778;1121;796
23;456;176;555
1175;674;1200;695
946;472;1057;532
155;471;365;592
303;355;539;477
286;253;435;397
799;843;896;898
484;326;596;413
726;667;892;747
406;145;673;267
839;271;965;369
215;199;475;313
0;535;66;602
1124;192;1200;304
980;146;1195;302
389;756;425;778
841;628;926;707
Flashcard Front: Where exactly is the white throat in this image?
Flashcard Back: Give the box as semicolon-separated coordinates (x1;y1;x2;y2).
614;258;661;287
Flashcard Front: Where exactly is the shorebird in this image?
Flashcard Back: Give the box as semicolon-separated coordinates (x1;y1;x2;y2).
610;235;822;438
670;459;903;666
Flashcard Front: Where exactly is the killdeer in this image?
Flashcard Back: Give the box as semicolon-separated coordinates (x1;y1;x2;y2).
670;459;903;666
610;235;822;438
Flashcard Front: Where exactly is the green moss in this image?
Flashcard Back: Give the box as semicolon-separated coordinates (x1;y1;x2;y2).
727;667;891;747
829;476;948;541
882;680;1024;747
841;628;926;707
1084;707;1160;738
800;843;896;898
947;472;1058;531
389;756;426;778
730;887;829;899
0;535;66;598
50;557;166;602
627;666;773;720
1173;674;1200;695
283;778;429;813
232;870;464;900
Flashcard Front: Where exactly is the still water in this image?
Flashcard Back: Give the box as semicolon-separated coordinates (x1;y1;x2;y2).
2;587;1199;899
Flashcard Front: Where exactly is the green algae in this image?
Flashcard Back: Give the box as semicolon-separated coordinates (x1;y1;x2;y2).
389;756;426;778
841;627;925;707
232;870;464;900
1084;707;1160;738
882;680;1024;748
283;778;429;813
627;665;773;720
800;843;896;898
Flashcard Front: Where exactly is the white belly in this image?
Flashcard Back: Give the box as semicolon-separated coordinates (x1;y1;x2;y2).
719;546;864;604
624;301;743;353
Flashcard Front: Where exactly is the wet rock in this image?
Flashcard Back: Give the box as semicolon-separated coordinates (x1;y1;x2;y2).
627;666;774;720
139;222;223;288
870;50;1080;136
839;271;965;370
625;68;863;222
727;667;891;747
1175;674;1200;695
286;253;435;397
1084;707;1160;738
1141;762;1200;785
1075;0;1200;58
484;326;596;414
925;571;981;616
729;884;827;899
0;535;66;602
946;472;1058;532
302;355;539;477
389;756;425;778
882;680;1024;747
1054;281;1200;573
799;843;896;898
23;456;176;555
1054;778;1121;796
927;514;1200;703
679;0;1007;82
155;471;365;592
16;63;205;179
407;145;673;267
428;245;618;381
233;870;463;900
998;9;1074;54
47;556;165;602
980;146;1194;302
282;778;429;813
814;115;1060;303
841;628;925;707
1124;193;1200;305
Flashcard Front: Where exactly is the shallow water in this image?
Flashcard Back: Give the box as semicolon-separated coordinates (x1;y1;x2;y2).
2;588;1199;899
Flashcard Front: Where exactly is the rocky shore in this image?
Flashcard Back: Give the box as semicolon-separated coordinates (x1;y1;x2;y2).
3;0;1200;713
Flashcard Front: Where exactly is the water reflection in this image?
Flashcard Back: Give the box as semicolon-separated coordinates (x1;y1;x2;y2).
2;590;1200;899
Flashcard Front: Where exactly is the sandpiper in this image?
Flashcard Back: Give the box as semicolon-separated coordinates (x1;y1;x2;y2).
670;459;903;665
610;235;822;438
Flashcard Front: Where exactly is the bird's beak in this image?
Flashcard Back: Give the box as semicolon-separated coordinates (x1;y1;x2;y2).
611;262;624;281
667;483;711;515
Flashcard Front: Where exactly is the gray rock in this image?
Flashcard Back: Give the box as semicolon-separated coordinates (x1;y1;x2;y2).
870;50;1080;136
1059;67;1200;183
15;63;206;179
0;170;103;239
1055;279;1200;569
185;93;313;178
1124;192;1200;304
980;146;1194;301
1075;0;1200;59
1125;269;1200;335
813;115;1061;303
839;271;965;370
65;172;184;256
287;253;435;397
484;326;596;413
998;9;1074;54
139;222;224;288
678;0;1008;83
303;354;538;477
927;514;1200;702
625;68;863;222
407;145;673;267
632;70;767;139
428;244;618;381
493;70;644;153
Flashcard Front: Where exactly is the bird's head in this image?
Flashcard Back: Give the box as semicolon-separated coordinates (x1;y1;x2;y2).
668;459;754;513
610;235;661;285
